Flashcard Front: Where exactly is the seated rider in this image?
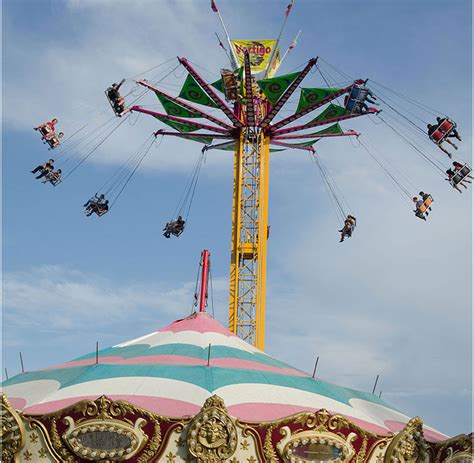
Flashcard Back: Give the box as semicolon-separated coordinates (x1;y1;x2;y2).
221;69;239;102
45;131;64;149
84;194;108;216
43;168;62;185
418;191;432;215
339;215;356;242
427;119;458;158
107;79;128;115
163;215;186;238
31;159;54;179
92;199;109;215
345;81;379;114
413;196;427;221
452;161;473;179
84;193;104;208
34;118;58;137
446;168;469;193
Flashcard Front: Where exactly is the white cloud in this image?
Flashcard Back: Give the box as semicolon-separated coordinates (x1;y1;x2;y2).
3;265;228;333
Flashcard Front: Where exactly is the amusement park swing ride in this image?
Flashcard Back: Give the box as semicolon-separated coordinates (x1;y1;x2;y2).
30;1;471;353
3;3;472;462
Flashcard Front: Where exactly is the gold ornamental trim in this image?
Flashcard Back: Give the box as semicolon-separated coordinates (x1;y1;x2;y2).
62;415;148;461
384;417;429;463
187;395;238;462
24;395;171;462
256;408;380;438
23;417;63;463
1;394;26;463
256;409;385;463
432;433;473;463
276;426;357;463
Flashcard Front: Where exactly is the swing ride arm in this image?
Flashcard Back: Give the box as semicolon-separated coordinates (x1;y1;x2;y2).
270;83;354;131
136;80;235;130
130;106;232;134
178;57;242;127
272;130;359;140
154;130;234;140
273;109;380;136
270;140;315;152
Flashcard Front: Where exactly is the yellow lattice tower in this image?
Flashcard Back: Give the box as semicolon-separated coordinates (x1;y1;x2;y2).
228;127;270;350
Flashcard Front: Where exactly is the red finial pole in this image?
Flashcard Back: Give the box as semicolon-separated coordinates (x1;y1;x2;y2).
199;250;210;312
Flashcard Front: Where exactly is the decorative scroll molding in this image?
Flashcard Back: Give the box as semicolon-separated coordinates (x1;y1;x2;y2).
10;391;469;463
1;394;26;463
257;409;382;463
23;417;62;462
24;395;171;462
187;395;237;462
432;433;473;463
384;417;429;463
277;426;357;462
62;415;147;461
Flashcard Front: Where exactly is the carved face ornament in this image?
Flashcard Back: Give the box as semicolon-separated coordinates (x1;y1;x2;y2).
198;418;228;448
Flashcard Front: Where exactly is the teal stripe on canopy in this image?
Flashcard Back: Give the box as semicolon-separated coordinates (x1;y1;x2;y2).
1;364;394;411
73;344;298;370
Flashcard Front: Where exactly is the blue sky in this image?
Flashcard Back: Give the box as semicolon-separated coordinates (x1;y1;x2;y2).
2;0;472;436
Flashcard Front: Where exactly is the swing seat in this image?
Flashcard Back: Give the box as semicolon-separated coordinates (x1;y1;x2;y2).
439;118;455;133
95;206;108;217
429;119;456;144
44;174;61;186
173;228;185;237
429;129;445;143
348;86;368;101
418;196;433;214
221;69;239;102
345;86;370;113
85;202;108;217
451;165;471;186
164;220;186;237
345;98;359;113
43;133;61;149
458;164;471;177
105;90;127;117
39;126;53;137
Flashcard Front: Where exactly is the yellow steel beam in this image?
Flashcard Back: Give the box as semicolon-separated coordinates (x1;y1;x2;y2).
228;131;244;335
255;134;270;350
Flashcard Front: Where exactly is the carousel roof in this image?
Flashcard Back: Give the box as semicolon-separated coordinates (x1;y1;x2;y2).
2;311;447;441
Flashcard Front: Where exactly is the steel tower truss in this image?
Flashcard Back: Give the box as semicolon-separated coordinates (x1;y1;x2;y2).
228;127;270;349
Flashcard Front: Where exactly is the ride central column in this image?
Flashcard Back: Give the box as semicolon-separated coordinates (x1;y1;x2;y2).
228;126;270;350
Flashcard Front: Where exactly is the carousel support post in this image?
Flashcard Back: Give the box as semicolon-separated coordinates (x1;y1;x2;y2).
372;374;380;394
19;352;24;373
312;356;320;378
